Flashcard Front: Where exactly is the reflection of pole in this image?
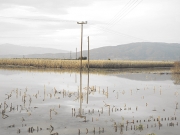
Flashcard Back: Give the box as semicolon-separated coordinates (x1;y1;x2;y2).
44;85;45;101
77;21;87;115
75;73;77;83
87;36;90;104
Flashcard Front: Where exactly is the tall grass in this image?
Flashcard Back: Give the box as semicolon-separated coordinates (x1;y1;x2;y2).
0;58;174;69
88;60;173;68
171;61;180;74
171;62;180;84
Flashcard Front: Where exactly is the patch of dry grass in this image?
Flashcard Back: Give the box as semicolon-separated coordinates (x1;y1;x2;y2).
171;62;180;84
171;61;180;74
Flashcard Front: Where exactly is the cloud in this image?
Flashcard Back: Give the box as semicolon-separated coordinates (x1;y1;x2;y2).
0;0;95;15
0;0;180;51
0;21;28;32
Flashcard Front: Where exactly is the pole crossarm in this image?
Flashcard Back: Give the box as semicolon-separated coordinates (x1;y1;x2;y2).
77;21;88;24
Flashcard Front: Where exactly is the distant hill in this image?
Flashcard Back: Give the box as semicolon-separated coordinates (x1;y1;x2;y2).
0;43;68;56
82;42;180;60
1;42;180;60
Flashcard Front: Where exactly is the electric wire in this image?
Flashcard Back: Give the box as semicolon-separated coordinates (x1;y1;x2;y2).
0;0;145;42
111;0;143;26
106;0;143;30
105;0;138;28
88;21;148;42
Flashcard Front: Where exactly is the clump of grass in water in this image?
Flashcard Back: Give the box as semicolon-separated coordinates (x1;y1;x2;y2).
136;124;143;131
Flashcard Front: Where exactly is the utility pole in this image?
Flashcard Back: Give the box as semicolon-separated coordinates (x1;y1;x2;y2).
77;21;87;64
77;21;87;115
76;48;77;60
88;36;90;68
70;51;71;59
87;36;90;104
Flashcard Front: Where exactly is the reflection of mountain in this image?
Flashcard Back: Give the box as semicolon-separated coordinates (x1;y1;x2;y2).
115;73;172;81
1;66;178;83
0;69;22;76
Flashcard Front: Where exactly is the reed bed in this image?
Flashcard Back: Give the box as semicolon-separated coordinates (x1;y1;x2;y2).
88;60;173;68
0;58;174;69
171;61;180;74
171;61;180;84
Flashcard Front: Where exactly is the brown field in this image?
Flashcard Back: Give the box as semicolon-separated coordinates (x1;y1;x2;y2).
0;58;174;69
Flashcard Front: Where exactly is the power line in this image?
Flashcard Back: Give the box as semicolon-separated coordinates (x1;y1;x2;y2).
86;0;144;43
106;0;143;30
0;0;142;25
111;0;143;26
89;22;148;42
0;0;145;42
87;0;145;42
105;0;132;25
105;0;138;28
109;0;139;26
0;21;148;42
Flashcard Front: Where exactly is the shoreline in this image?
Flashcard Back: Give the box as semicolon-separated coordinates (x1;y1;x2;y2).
0;65;173;75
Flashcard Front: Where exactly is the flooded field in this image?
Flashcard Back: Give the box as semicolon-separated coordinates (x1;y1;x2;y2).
0;68;179;135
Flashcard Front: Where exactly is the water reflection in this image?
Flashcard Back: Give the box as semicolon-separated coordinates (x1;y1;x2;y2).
1;65;179;85
0;65;172;75
116;73;172;81
0;66;180;135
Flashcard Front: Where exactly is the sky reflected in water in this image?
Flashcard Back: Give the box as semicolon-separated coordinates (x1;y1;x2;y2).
0;68;179;135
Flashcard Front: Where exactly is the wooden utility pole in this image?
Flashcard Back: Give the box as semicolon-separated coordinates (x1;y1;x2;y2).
87;36;90;104
77;21;87;115
76;48;77;60
70;51;71;59
77;21;87;65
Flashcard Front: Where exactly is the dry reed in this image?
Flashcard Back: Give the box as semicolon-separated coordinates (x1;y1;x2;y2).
0;58;174;69
171;61;180;74
171;61;180;84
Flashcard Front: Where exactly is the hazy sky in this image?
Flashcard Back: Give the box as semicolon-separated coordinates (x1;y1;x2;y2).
0;0;180;51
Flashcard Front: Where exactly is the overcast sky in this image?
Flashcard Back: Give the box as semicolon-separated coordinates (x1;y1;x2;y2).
0;0;180;51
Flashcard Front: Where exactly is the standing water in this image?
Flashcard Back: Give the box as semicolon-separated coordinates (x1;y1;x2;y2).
0;68;179;135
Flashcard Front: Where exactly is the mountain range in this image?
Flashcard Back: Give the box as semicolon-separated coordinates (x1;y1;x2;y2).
0;42;180;60
0;43;68;56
